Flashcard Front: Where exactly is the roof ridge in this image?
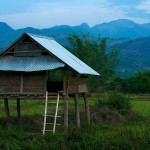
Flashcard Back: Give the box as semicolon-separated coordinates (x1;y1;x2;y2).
26;33;54;40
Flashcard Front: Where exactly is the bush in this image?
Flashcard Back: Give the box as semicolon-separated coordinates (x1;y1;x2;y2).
96;93;132;114
110;71;150;93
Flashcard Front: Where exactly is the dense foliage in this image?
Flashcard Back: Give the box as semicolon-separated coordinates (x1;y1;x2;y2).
110;71;150;93
68;34;119;92
96;93;131;114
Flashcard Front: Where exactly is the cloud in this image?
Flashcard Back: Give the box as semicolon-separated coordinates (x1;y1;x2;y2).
0;1;126;28
108;0;141;6
108;0;150;23
136;0;150;13
0;0;150;29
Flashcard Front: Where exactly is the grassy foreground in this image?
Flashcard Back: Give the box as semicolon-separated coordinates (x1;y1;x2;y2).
0;94;150;150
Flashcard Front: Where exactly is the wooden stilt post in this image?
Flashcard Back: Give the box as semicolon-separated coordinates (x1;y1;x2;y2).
64;95;68;131
83;93;90;124
63;71;68;131
17;98;21;127
75;93;80;128
4;98;10;127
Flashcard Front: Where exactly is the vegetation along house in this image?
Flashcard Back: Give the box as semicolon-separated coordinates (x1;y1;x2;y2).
0;33;99;134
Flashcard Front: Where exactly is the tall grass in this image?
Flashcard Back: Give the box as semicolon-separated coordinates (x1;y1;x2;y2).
0;94;150;149
0;120;149;150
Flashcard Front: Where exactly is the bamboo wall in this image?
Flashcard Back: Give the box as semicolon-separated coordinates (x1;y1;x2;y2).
0;72;20;94
66;77;88;94
0;71;45;96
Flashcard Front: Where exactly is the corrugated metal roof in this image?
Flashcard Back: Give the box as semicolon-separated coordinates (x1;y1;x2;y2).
0;55;65;72
27;33;100;75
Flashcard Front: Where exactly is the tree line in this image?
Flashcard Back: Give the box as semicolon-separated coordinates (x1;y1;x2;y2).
110;71;150;93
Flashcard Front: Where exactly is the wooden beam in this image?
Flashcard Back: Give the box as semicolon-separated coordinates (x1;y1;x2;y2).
44;71;47;94
63;71;67;95
20;72;23;93
17;98;21;127
4;98;10;127
64;95;68;131
75;93;80;128
63;70;69;131
83;93;90;124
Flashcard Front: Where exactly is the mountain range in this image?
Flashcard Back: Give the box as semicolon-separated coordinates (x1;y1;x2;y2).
0;19;150;76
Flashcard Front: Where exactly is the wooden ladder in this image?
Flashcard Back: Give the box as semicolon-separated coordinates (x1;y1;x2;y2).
42;91;62;135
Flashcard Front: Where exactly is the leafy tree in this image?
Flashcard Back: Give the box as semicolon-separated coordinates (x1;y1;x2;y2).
68;34;119;92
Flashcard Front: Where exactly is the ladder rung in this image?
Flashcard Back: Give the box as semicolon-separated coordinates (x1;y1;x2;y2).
43;115;61;117
43;108;62;110
49;91;63;95
45;123;53;125
48;92;58;95
43;102;63;104
45;123;61;125
42;103;63;106
47;102;57;104
49;95;63;97
56;123;61;125
48;96;58;98
42;102;57;104
41;130;53;132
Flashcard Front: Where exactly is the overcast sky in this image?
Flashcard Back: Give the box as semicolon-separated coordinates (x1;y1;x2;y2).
0;0;150;29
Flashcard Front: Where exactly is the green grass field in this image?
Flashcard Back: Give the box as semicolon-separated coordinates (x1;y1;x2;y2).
132;100;150;116
0;94;150;149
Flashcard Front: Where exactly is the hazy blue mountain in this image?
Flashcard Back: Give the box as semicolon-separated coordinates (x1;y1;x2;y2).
0;19;150;76
91;19;150;39
0;25;75;51
109;37;150;76
0;22;14;35
141;23;150;30
1;19;150;51
73;23;90;34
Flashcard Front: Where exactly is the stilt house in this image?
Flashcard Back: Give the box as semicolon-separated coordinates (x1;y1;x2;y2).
0;33;99;133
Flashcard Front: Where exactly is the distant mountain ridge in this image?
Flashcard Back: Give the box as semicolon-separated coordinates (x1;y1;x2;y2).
0;19;150;76
1;19;150;50
0;22;14;35
108;37;150;76
91;19;150;39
